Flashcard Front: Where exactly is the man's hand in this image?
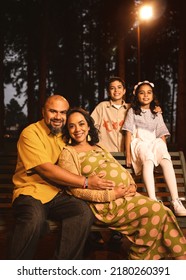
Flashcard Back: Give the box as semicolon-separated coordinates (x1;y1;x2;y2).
87;174;114;190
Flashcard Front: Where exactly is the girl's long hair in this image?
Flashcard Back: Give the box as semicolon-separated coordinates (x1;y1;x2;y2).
131;82;159;116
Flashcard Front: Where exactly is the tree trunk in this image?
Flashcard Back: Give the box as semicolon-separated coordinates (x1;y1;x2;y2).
27;36;36;124
0;23;5;149
38;0;49;119
176;3;186;157
117;35;126;81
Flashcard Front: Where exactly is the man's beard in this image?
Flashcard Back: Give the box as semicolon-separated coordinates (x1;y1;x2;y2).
47;123;64;135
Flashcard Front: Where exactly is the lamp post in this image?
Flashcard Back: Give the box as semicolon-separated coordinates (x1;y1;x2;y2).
137;5;153;81
137;23;141;82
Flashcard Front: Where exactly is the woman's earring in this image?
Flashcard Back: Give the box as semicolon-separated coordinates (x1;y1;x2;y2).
87;134;91;142
68;138;72;144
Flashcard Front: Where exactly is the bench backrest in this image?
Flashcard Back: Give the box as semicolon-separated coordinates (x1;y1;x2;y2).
1;151;186;209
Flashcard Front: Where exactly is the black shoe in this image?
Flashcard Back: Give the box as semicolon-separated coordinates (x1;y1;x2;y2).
89;231;104;244
110;231;123;243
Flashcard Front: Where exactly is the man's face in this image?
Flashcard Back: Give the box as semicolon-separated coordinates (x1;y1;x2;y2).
42;96;69;135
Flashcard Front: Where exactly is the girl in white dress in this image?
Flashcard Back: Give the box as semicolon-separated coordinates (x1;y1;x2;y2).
123;81;186;216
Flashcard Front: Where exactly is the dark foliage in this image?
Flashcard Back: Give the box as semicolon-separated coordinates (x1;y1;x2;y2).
0;0;186;155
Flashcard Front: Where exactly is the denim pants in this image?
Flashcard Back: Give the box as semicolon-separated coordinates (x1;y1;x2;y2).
8;192;94;259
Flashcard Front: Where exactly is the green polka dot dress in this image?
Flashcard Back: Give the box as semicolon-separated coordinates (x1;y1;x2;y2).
79;149;132;187
79;149;186;260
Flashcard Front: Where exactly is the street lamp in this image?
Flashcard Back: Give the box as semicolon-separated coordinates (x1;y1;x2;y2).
137;4;153;81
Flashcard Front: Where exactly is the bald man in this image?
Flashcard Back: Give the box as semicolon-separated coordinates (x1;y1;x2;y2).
9;95;113;260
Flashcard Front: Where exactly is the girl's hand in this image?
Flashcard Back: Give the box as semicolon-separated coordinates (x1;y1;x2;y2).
125;155;132;167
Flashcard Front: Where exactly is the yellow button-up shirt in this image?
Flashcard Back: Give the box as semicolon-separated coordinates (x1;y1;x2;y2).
12;119;65;204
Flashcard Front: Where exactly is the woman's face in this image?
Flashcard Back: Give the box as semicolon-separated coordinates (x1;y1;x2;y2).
137;84;154;108
67;112;90;144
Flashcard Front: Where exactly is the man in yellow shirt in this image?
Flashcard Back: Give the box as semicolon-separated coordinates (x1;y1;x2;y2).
9;94;113;259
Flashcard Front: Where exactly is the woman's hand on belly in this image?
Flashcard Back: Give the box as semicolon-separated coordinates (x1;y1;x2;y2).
114;184;136;199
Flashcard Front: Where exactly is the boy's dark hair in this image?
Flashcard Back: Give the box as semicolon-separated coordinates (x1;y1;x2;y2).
106;76;126;91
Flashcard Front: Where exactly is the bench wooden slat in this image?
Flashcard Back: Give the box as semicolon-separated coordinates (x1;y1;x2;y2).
0;202;12;209
0;151;186;229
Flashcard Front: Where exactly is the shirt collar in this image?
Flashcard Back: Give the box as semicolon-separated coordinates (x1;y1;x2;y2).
108;99;127;109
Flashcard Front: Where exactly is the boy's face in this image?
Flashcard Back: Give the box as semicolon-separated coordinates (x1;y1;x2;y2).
108;80;126;103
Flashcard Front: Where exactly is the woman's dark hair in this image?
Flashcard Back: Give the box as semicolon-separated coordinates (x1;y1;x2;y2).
131;82;159;116
62;107;99;146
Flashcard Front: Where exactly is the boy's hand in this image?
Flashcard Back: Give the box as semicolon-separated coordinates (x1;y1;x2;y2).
154;106;162;113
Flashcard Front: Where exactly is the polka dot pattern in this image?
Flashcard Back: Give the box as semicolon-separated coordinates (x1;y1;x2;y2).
80;149;131;187
151;215;160;225
79;149;186;260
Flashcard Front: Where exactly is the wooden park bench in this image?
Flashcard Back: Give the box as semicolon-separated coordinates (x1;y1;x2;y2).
1;151;186;241
1;151;186;225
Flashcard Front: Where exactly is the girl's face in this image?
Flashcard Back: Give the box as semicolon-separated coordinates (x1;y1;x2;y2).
137;84;154;108
108;80;126;104
67;112;90;144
